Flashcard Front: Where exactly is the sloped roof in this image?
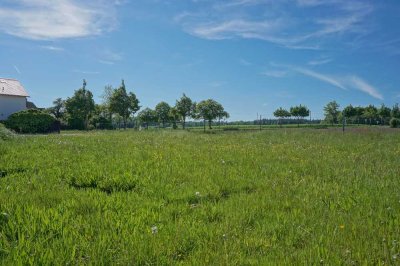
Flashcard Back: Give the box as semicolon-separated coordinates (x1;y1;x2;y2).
0;78;29;97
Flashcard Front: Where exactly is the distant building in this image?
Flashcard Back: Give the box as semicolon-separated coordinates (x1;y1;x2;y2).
0;78;30;120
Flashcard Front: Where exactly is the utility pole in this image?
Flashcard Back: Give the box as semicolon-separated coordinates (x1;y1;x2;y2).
260;115;262;131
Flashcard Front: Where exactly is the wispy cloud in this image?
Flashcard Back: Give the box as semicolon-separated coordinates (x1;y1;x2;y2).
349;76;383;100
73;70;100;75
176;0;374;49
0;0;119;40
293;67;346;90
13;65;21;74
41;45;64;52
262;70;287;78
308;58;332;66
239;59;252;66
291;66;383;100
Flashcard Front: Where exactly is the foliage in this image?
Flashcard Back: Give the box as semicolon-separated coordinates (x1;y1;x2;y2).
390;118;400;128
176;94;193;129
109;80;140;129
169;107;180;129
0;123;14;140
323;101;340;124
363;105;378;125
391;103;400;119
155;102;171;127
65;80;95;130
0;130;400;264
343;105;356;118
196;99;229;129
90;104;113;129
5;109;57;134
290;105;310;126
47;98;65;119
138;108;156;129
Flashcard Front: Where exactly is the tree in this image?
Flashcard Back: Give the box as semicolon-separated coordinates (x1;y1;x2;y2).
138;108;156;129
101;85;115;122
391;103;400;119
290;105;310;127
378;104;391;125
323;101;340;125
169;107;181;129
155;101;171;128
363;105;378;125
196;99;229;130
176;94;193;129
109;80;140;129
273;107;291;127
65;80;95;130
48;98;65;119
343;105;357;122
354;106;365;125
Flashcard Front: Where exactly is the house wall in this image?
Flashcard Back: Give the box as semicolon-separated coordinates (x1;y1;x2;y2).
0;95;27;121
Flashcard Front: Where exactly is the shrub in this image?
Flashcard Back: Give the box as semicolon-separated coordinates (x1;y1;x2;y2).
5;109;57;134
390;118;400;128
0;123;14;140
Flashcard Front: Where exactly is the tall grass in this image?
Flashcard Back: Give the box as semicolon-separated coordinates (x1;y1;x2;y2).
0;129;399;264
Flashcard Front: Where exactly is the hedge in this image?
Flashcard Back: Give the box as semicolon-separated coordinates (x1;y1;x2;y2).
390;118;400;128
5;109;57;134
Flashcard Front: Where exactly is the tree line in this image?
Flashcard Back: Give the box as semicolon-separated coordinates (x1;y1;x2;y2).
273;101;400;128
47;80;229;130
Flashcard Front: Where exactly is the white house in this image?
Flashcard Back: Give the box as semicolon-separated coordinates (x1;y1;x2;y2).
0;78;29;121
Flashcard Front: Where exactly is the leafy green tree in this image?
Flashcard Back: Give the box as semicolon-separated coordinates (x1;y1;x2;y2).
101;85;115;122
169;107;181;129
273;107;291;126
391;103;400;119
378;104;391;125
155;101;171;128
343;105;356;121
138;108;156;129
48;98;65;119
176;94;193;129
323;101;340;125
109;80;140;129
363;105;378;125
290;105;310;126
90;104;113;129
65;80;95;130
354;106;365;125
196;99;229;130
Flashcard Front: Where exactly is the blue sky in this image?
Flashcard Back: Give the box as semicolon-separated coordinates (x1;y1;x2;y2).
0;0;399;120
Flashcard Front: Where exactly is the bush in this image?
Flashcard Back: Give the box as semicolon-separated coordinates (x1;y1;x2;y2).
5;109;57;134
0;123;14;140
390;118;400;128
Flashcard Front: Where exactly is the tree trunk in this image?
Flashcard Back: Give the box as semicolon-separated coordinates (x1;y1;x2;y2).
203;119;206;132
183;117;186;129
208;120;212;129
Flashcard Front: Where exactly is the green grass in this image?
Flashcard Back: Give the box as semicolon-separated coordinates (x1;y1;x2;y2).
1;129;400;264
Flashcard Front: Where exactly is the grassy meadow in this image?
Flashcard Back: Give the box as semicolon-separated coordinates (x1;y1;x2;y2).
0;128;400;264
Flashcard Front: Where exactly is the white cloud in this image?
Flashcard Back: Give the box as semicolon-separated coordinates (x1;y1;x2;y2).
349;76;383;100
188;19;282;40
262;70;287;78
176;0;373;49
291;66;384;100
41;45;65;52
0;0;118;40
293;67;346;90
308;58;332;66
13;65;21;74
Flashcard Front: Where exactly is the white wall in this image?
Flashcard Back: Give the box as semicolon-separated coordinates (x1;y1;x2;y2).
0;95;27;120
